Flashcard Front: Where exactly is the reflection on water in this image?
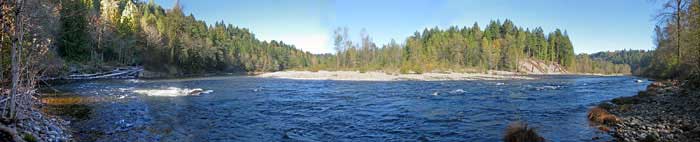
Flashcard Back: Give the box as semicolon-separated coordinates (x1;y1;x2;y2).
47;75;649;142
42;96;101;105
40;93;93;122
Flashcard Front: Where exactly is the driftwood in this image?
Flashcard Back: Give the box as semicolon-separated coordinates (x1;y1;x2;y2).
43;66;143;81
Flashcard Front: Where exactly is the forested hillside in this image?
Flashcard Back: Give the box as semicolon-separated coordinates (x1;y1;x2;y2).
57;0;317;75
317;20;632;74
587;50;654;75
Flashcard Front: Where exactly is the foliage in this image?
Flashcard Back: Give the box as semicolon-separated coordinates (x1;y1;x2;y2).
56;0;317;75
640;0;700;80
22;133;38;142
575;54;633;74
503;121;545;142
588;50;653;75
48;1;634;75
58;0;92;62
323;20;604;74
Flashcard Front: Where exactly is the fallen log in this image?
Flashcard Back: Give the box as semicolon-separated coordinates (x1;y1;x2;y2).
41;66;143;81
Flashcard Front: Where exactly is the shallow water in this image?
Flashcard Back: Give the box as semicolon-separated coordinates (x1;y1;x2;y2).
48;75;649;141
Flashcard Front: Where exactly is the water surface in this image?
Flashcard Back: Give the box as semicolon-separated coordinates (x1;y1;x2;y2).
47;75;649;141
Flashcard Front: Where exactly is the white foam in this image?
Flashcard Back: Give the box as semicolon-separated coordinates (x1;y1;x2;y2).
118;87;134;92
133;87;213;97
449;89;466;94
126;79;143;83
534;85;561;91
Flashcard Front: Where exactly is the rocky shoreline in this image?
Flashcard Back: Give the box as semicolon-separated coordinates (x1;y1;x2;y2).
14;108;73;142
0;95;73;142
597;80;700;141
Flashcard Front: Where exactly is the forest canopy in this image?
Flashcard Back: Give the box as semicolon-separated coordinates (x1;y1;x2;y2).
1;0;637;79
56;0;317;75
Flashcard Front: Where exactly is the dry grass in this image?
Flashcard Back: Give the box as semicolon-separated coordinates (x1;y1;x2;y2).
40;96;100;105
503;121;545;142
597;125;611;132
587;107;620;125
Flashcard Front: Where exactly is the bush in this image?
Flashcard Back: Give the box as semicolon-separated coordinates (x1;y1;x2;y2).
23;133;38;142
413;65;424;74
308;66;320;72
503;121;544;142
399;64;411;74
587;107;620;124
596;102;614;110
611;96;641;105
682;71;700;93
358;67;367;73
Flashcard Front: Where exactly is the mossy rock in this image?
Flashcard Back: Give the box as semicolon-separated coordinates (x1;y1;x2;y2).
22;133;38;142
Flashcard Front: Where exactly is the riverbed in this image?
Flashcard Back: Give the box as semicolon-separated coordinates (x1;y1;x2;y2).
44;75;649;141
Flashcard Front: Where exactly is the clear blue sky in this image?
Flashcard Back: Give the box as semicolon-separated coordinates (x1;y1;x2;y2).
154;0;661;54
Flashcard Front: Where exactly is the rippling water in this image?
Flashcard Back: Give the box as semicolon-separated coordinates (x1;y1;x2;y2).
47;75;649;142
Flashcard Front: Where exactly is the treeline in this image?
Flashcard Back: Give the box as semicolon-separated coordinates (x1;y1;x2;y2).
0;0;62;120
638;0;700;80
22;0;636;76
575;54;633;75
58;0;316;75
587;50;654;75
317;20;633;74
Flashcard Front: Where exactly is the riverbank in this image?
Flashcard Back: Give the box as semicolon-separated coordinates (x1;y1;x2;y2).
256;70;627;81
0;90;73;142
597;80;700;141
257;70;535;81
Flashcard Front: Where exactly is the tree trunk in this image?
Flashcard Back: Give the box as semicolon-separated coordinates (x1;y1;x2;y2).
677;0;682;64
0;0;4;84
7;0;23;120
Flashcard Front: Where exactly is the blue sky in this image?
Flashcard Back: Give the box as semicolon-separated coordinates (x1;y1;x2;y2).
154;0;661;54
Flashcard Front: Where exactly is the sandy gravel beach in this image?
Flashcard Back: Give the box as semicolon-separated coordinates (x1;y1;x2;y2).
256;70;535;81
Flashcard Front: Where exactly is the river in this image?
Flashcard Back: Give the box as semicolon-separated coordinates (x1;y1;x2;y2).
42;75;649;141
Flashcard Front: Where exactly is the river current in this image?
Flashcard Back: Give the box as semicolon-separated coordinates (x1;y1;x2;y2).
45;75;649;141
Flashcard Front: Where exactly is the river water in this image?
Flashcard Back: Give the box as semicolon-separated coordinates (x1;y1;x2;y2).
44;75;649;141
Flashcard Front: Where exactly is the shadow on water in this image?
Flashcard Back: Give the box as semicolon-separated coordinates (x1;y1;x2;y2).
38;90;105;141
40;96;92;120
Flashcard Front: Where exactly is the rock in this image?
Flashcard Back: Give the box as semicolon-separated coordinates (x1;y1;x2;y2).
604;80;700;141
691;126;700;133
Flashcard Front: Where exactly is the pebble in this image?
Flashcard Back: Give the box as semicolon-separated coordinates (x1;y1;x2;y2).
602;80;700;141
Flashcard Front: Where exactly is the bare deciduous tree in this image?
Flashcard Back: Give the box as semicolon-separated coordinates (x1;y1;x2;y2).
7;0;25;120
657;0;689;64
